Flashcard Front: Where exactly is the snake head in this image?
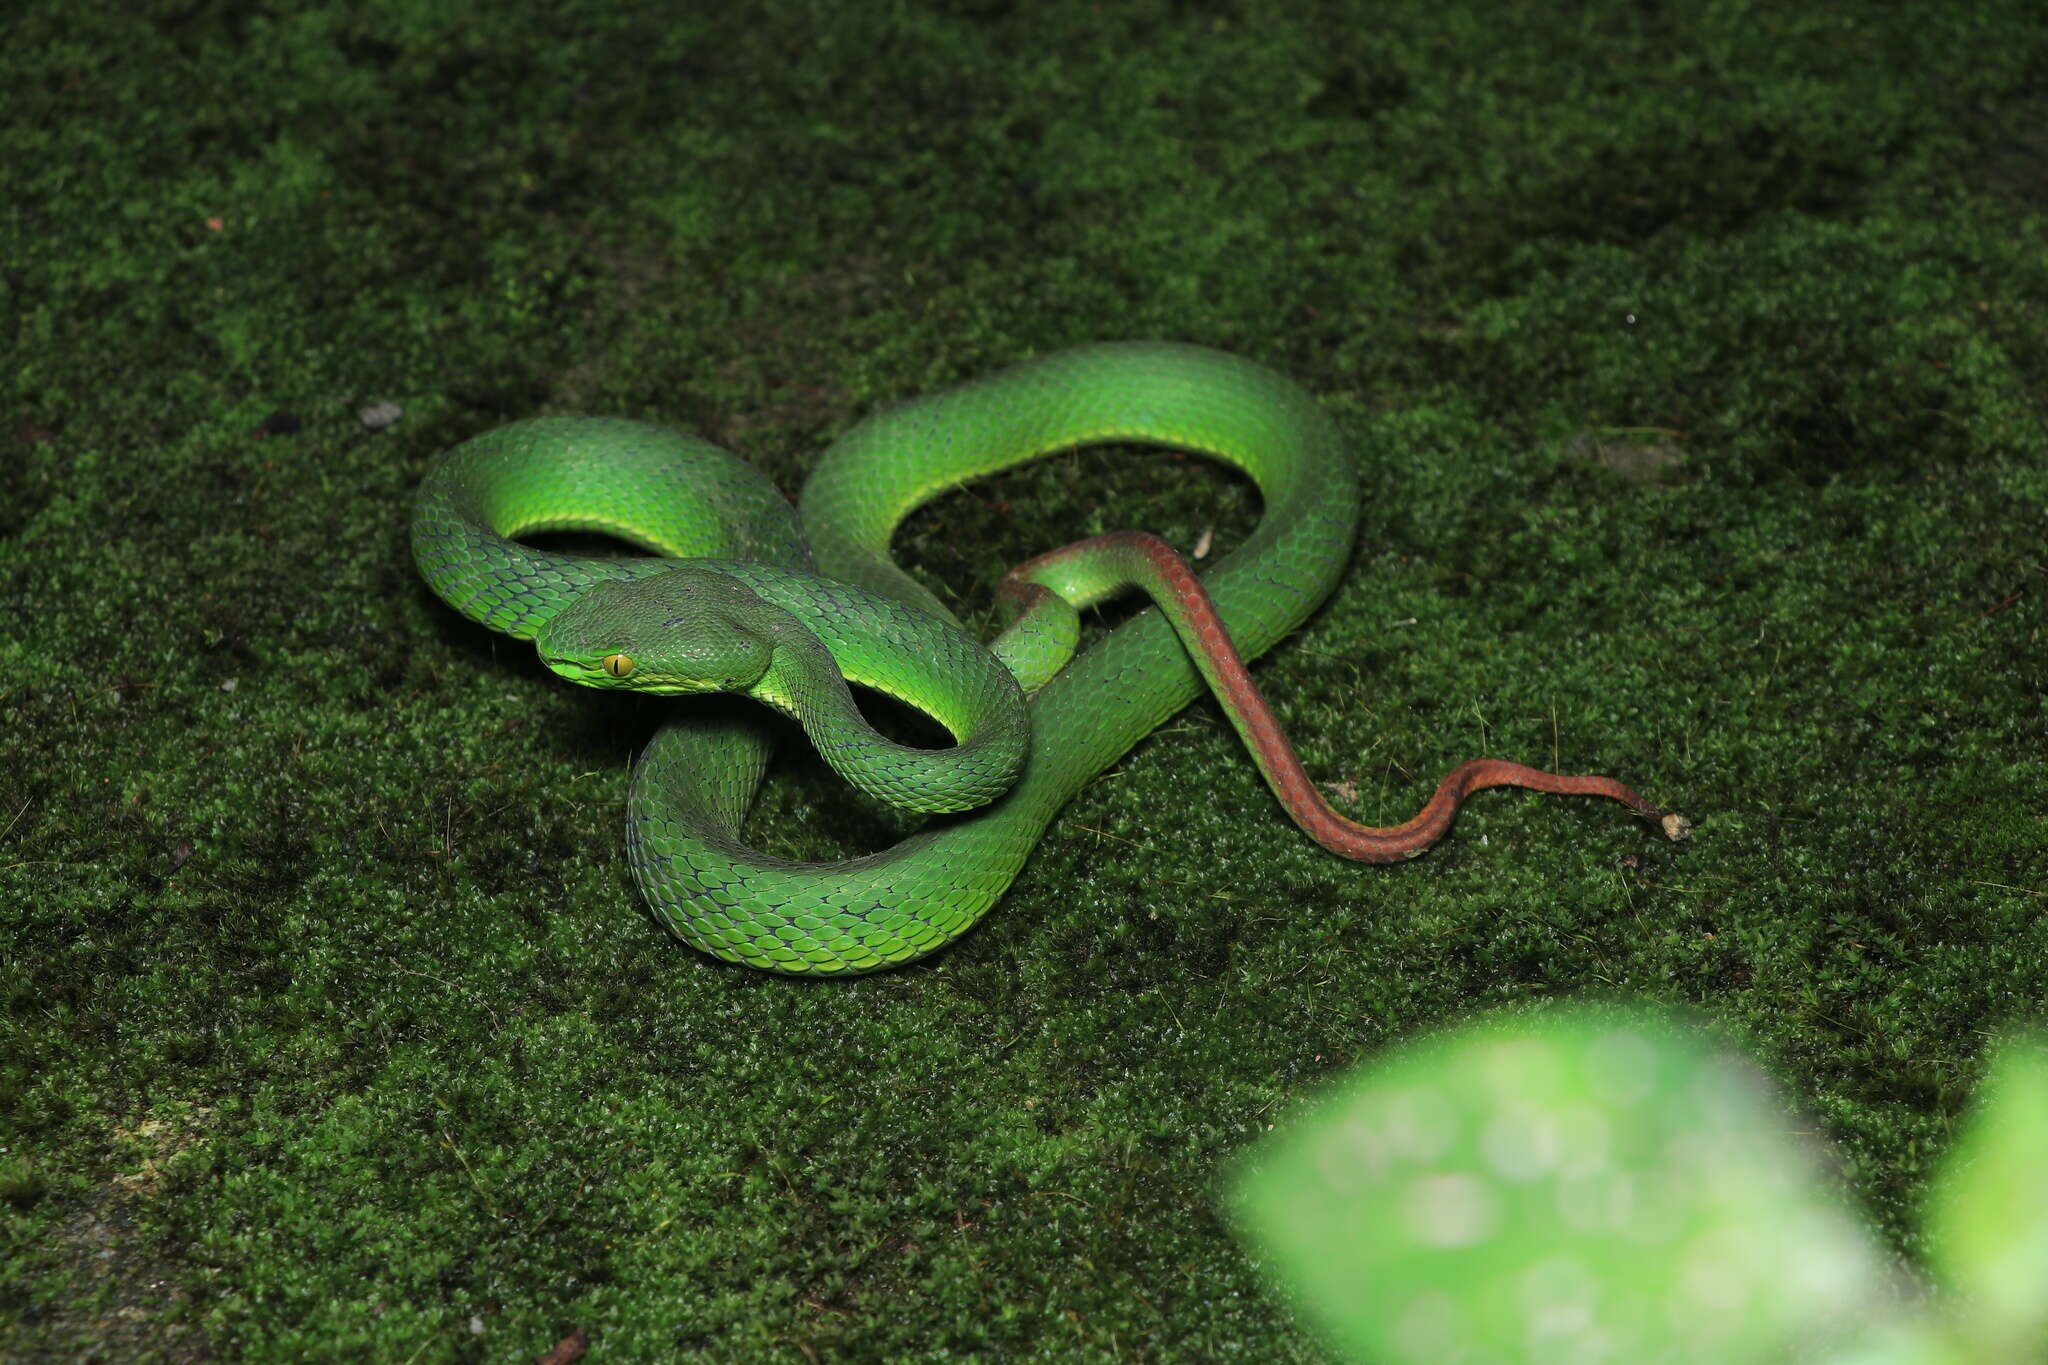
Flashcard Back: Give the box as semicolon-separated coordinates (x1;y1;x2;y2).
534;567;779;695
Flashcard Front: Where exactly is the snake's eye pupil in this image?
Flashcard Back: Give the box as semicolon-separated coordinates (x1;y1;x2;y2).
603;653;634;678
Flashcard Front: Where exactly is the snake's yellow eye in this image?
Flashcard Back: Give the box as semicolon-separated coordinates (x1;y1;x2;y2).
602;653;634;678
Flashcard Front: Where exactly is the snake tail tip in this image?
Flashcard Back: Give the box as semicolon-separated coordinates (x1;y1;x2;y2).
1659;811;1694;842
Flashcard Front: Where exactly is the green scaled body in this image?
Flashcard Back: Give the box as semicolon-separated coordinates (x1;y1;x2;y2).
412;343;1357;973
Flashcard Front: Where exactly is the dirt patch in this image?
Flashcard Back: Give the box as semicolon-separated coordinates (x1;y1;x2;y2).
17;1105;219;1362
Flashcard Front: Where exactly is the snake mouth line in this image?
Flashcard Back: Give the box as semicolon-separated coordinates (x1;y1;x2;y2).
538;654;635;689
537;652;742;696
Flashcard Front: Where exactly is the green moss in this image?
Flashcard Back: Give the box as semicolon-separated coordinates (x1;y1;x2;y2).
5;0;2046;1358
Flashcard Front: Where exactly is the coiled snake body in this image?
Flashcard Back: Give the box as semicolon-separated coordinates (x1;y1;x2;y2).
413;343;1686;974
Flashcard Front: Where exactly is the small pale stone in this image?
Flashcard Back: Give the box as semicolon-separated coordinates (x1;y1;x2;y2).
359;400;403;430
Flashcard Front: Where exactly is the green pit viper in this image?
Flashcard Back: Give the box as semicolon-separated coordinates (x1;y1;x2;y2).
412;342;1688;974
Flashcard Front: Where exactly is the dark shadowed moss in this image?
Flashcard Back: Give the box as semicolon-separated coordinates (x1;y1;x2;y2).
4;1;2045;1359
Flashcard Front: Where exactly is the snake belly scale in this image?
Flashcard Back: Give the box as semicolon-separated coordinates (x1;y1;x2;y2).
412;342;1683;975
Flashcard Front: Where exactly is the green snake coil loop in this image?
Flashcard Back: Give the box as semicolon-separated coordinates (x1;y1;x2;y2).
414;342;1357;974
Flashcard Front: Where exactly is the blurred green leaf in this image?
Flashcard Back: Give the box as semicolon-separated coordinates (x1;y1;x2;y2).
1925;1031;2048;1361
1233;1004;1898;1364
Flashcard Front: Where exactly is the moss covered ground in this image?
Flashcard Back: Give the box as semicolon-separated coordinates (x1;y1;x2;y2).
4;1;2045;1359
